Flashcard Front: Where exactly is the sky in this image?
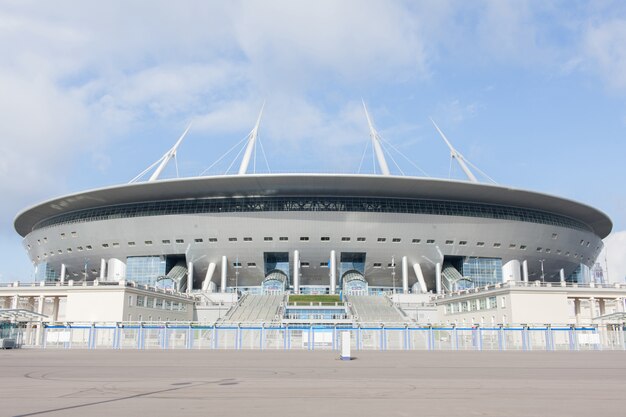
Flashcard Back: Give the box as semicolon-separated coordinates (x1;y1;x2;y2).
0;0;625;283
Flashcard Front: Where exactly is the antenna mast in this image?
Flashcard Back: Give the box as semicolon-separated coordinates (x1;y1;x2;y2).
362;101;390;176
430;118;478;183
238;102;265;175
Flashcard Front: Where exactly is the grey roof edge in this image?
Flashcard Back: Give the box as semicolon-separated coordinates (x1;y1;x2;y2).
14;174;613;239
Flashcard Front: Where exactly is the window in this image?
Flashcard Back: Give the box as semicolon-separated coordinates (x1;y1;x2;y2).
194;238;203;243
427;239;435;244
320;236;330;242
552;233;558;239
493;243;501;248
445;240;454;245
412;239;421;244
300;236;309;241
392;238;401;243
476;242;484;247
243;237;252;241
357;237;366;242
264;237;273;241
71;231;77;237
341;237;350;241
545;248;551;253
556;249;562;255
509;244;516;249
459;241;467;246
60;233;66;239
128;242;136;246
580;240;585;246
102;243;109;248
247;262;256;267
565;252;570;256
279;236;288;241
67;248;72;253
519;245;527;250
301;262;310;267
77;246;84;251
228;237;237;242
373;263;382;268
536;247;542;252
175;239;184;244
377;237;387;242
144;241;152;245
233;262;242;268
112;242;120;247
162;239;171;244
209;237;217;242
320;262;329;267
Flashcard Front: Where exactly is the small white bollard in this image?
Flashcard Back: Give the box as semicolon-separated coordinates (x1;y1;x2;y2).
340;331;351;360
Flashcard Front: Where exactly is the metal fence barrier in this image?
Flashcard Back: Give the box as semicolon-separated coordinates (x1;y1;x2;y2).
25;324;626;351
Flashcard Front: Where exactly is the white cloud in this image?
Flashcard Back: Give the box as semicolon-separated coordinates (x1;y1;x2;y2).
582;19;626;89
600;231;626;283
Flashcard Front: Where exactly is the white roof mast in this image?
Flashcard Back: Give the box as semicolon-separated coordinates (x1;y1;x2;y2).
430;118;478;183
362;101;390;176
148;124;192;181
238;102;265;175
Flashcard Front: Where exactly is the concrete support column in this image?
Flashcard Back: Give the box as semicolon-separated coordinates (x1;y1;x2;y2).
99;258;106;280
293;250;300;294
522;260;529;283
502;260;521;283
220;256;227;293
435;262;442;294
589;297;596;323
52;297;60;322
412;263;428;293
574;298;581;326
36;295;45;346
202;262;216;292
187;261;194;294
60;264;66;284
329;250;337;295
599;299;606;316
401;256;409;294
559;268;565;284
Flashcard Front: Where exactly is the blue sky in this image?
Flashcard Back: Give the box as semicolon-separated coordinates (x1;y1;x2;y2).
1;0;625;282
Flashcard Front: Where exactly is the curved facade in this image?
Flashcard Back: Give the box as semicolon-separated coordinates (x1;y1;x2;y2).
14;174;612;294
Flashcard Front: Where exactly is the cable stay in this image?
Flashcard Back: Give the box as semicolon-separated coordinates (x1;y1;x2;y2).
129;123;192;183
357;139;370;174
361;100;430;177
429;118;497;184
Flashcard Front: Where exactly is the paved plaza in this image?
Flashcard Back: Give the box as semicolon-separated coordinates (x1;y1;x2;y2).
1;349;626;417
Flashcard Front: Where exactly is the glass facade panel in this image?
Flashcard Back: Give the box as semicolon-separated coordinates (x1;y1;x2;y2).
35;262;57;282
461;257;503;287
126;256;166;286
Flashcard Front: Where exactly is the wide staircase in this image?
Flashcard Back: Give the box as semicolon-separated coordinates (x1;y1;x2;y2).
221;294;285;323
348;295;409;324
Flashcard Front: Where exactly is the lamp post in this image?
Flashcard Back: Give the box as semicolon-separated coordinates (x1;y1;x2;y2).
391;256;396;295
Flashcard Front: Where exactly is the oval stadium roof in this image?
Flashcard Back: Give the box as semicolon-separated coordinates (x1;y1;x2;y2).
14;174;613;238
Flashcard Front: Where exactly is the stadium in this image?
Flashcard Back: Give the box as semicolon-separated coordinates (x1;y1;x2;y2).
5;104;623;341
13;106;611;297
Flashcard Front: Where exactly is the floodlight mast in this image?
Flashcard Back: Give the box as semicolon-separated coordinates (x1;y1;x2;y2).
362;101;391;176
148;124;192;182
238;102;265;175
430;118;478;183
